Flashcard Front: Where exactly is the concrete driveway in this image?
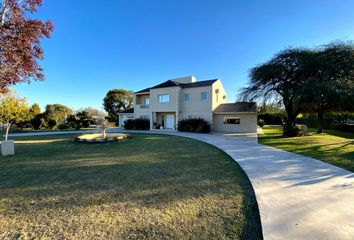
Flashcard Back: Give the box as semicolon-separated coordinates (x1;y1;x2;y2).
166;131;354;240
8;129;354;239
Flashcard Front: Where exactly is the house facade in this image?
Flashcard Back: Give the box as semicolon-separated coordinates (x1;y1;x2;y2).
119;76;257;133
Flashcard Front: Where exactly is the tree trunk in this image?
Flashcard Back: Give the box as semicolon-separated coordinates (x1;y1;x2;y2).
317;110;324;134
283;100;297;135
0;0;7;27
5;122;11;141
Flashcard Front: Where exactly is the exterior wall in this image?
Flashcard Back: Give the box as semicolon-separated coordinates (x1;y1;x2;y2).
211;80;227;111
212;113;257;133
179;86;213;123
150;87;180;113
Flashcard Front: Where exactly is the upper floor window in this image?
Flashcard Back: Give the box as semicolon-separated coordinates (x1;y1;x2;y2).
158;94;170;103
201;92;209;101
184;94;190;102
144;97;150;105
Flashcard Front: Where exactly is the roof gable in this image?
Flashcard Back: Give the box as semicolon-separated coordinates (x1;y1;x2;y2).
135;79;218;94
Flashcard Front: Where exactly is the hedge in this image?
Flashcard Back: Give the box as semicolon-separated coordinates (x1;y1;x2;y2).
178;118;210;133
124;118;150;130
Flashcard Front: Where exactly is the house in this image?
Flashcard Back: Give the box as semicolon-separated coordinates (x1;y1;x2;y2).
118;76;257;133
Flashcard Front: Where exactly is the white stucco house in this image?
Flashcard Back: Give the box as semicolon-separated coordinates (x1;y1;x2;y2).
119;76;257;133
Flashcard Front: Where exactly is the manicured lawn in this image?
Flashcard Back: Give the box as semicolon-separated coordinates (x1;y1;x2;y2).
259;125;354;172
0;134;262;239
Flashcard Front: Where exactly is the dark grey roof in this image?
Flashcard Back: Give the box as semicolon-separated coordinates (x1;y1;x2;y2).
135;79;219;93
119;108;134;114
213;102;257;113
135;87;151;94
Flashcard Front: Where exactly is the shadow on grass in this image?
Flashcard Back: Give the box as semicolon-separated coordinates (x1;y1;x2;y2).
0;134;263;240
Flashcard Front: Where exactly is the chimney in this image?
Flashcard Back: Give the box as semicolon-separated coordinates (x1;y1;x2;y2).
171;76;196;84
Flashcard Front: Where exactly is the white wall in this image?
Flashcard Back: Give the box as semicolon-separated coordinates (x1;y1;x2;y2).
212;113;257;133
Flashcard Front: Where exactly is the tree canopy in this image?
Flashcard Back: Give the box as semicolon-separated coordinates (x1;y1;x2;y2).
44;104;72;124
0;0;53;92
103;89;133;122
241;48;315;136
241;42;354;136
0;91;28;140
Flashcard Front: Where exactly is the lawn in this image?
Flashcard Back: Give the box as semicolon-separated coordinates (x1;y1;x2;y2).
259;125;354;172
0;134;262;240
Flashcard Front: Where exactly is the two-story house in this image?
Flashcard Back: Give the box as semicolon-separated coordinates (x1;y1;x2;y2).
118;76;257;133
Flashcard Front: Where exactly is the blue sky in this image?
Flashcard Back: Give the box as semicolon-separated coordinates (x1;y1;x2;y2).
14;0;354;111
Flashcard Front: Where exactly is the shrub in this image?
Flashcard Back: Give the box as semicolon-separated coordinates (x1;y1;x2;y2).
57;123;70;130
283;124;299;137
336;124;354;133
82;120;90;128
296;117;334;129
258;113;285;125
258;119;265;128
15;121;30;129
178;118;211;133
31;114;45;130
47;119;57;129
124;118;150;130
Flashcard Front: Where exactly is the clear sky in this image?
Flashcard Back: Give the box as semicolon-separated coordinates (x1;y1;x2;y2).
14;0;354;111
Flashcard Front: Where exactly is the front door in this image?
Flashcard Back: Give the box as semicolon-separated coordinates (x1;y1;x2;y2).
166;115;175;129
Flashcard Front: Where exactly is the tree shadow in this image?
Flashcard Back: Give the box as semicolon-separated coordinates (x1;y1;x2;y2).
0;134;263;240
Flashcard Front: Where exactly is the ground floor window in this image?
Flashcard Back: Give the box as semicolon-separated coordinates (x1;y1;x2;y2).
224;117;240;124
140;115;150;119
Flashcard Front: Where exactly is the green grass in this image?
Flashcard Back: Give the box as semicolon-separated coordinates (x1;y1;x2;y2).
259;125;354;172
0;134;262;239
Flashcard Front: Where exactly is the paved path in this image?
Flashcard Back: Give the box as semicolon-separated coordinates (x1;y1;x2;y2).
9;129;354;240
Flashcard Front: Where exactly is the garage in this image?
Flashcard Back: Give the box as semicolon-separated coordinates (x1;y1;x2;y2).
212;103;257;133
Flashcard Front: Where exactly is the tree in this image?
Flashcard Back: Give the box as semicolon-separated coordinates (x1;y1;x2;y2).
76;110;92;128
0;91;28;140
103;89;133;122
0;0;53;92
302;42;354;133
28;103;41;119
240;48;315;136
44;104;72;124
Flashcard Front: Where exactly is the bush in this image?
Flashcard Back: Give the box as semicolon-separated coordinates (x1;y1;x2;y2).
47;119;57;129
178;118;211;133
336;124;354;133
15;121;30;129
31;114;45;130
296;117;334;129
124;118;150;130
258;119;265;128
283;124;299;137
82;120;90;128
57;123;70;130
258;113;285;125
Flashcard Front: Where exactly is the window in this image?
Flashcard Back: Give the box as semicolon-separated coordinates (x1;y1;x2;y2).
201;92;209;101
144;97;150;105
158;94;170;103
140;115;149;119
224;117;240;124
184;94;190;102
